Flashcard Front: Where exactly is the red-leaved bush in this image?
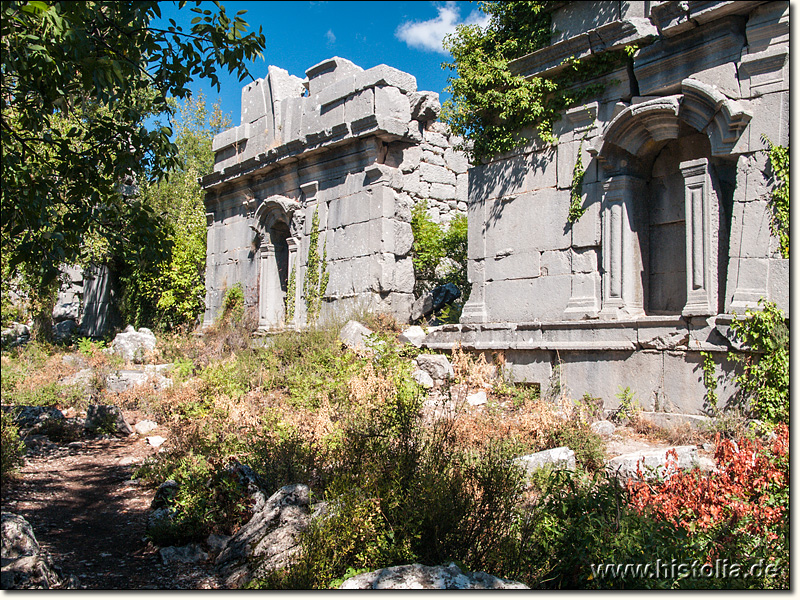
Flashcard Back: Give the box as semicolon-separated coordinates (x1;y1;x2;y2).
627;423;788;560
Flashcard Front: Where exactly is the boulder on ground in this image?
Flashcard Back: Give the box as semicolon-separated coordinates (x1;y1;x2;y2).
590;420;616;437
52;319;78;343
160;544;209;565
398;325;427;348
414;354;454;382
1;323;29;348
1;512;78;589
339;320;374;352
339;562;529;589
215;484;327;589
134;420;158;435
2;406;64;429
467;391;487;406
605;445;699;481
110;325;157;363
514;446;576;475
412;369;434;389
85;405;133;436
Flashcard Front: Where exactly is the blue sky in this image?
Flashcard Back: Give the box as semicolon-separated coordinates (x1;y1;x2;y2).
156;1;489;126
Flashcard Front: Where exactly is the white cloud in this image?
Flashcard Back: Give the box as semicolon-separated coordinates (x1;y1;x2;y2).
325;29;336;44
395;2;490;54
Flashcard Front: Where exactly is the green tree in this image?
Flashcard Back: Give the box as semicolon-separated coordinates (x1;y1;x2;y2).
1;0;265;292
121;93;230;329
442;2;632;163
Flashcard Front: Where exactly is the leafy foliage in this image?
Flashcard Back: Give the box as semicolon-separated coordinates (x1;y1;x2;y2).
728;300;788;425
1;0;265;289
410;201;469;309
120;94;229;330
1;410;26;479
442;2;632;162
567;141;587;223
762;138;789;258
303;207;329;324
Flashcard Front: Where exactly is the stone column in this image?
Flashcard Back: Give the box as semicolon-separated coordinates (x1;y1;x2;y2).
599;175;644;318
680;159;716;316
286;237;299;327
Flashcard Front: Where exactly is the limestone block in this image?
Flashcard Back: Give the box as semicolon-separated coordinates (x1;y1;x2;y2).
570;247;598;274
330;221;371;260
692;62;741;99
374;85;411;124
688;316;735;351
367;186;396;221
348;256;380;293
485;275;571;323
638;322;689;350
485;189;571;257
515;447;576;475
393;221;414;256
343;88;375;125
419;162;456;186
550;1;620;44
738;46;789;98
402;171;426;197
444;148;469;174
394;193;412;222
570;183;601;248
745;0;789;54
408;90;440;122
398;146;421;173
540;249;571;277
606;446;699;481
768;258;789;316
732;152;769;205
561;350;662;411
429;183;456;202
633;18;746;96
503;349;552;384
456;173;469;203
554;102;599;143
356;64;417;94
306;57;364;96
557;139;593;191
327;192;370;230
733;199;772;258
241;78;269;125
422;151;446;167
423;130;449;149
486;250;540;282
325;260;353;297
394;256;415;293
399;325;426;347
659;351;710;414
743;91;789;151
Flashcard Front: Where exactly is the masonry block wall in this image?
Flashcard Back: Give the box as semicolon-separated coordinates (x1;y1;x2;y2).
202;58;469;329
425;1;789;415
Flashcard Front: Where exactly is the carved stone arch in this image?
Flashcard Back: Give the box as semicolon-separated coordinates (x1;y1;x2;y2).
254;195;301;329
579;80;751;320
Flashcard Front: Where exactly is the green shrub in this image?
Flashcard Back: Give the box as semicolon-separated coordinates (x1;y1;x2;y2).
1;410;26;478
728;299;788;425
222;283;245;324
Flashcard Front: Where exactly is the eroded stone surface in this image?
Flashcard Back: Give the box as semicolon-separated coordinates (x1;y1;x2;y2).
339;562;529;589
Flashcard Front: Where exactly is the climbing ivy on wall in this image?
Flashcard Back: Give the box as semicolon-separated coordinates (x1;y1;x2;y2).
442;1;634;163
762;137;789;259
303;207;329;323
285;267;296;323
567;141;587;224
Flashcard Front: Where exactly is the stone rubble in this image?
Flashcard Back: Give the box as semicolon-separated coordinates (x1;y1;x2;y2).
339;562;529;590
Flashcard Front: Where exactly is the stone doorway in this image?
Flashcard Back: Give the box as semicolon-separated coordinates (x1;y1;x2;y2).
256;197;300;329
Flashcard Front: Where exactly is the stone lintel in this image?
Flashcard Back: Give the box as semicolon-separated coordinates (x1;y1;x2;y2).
508;18;658;80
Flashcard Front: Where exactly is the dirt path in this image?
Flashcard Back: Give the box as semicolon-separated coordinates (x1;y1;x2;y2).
2;436;223;590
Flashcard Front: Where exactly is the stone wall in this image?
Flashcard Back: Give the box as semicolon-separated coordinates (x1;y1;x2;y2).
202;58;468;328
426;0;789;415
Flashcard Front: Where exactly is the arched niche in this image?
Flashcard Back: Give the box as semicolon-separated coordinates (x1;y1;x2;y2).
254;195;301;328
583;78;751;319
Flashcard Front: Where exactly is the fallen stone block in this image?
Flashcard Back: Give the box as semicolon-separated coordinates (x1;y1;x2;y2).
605;445;700;480
398;325;427;348
515;446;576;475
414;354;454;382
339;562;529;589
339;320;374;352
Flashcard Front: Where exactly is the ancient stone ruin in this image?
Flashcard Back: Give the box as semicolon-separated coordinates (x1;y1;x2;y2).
425;0;789;414
201;57;468;328
205;1;788;417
